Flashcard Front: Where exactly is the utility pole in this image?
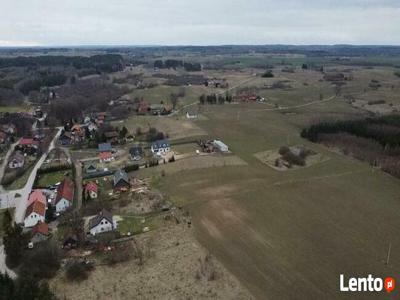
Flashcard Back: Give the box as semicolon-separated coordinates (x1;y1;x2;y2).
386;242;392;265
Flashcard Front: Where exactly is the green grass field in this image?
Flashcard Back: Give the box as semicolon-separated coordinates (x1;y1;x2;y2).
35;170;71;187
136;91;400;299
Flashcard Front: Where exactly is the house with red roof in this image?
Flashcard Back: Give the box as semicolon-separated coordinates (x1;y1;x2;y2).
31;222;50;244
85;182;98;199
17;137;39;154
27;189;46;207
99;151;114;162
55;178;74;213
24;200;46;228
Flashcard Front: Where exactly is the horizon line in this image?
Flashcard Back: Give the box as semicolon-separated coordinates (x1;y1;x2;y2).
1;43;400;49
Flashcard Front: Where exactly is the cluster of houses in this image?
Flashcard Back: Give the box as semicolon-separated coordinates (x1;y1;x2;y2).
24;178;75;228
136;101;172;116
9;137;41;169
60;112;108;146
23;178;74;246
204;78;229;88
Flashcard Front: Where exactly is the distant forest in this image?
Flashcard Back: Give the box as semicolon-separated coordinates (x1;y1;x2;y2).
2;45;400;57
0;54;124;72
301;115;400;178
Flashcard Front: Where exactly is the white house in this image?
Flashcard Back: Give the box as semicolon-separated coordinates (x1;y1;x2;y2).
8;152;25;169
151;139;170;156
55;178;74;213
213;140;229;152
24;201;46;228
88;209;117;236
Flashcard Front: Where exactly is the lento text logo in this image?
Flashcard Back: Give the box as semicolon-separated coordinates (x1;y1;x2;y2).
340;274;395;293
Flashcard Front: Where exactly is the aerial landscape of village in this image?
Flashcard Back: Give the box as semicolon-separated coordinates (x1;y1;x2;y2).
0;1;400;300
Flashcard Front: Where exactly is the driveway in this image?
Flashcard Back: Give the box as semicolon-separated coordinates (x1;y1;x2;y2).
0;244;16;279
0;139;21;194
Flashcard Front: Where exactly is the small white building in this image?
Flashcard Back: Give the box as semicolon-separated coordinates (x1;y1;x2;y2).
213;140;229;152
88;209;117;236
24;201;46;228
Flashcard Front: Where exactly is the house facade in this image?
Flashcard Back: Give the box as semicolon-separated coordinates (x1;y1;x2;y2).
88;209;117;236
129;145;143;161
151;139;170;155
113;169;130;192
55;178;74;213
24;201;46;228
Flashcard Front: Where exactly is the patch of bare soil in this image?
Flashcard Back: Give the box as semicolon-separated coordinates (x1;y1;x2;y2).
50;224;253;300
154;154;247;174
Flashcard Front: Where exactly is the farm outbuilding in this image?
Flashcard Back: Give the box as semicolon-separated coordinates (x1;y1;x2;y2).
213;140;229;152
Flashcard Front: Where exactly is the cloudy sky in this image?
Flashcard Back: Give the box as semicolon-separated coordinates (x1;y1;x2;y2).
0;0;399;46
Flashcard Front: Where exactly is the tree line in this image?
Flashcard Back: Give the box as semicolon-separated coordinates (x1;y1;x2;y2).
301;115;400;148
199;93;233;105
154;59;201;71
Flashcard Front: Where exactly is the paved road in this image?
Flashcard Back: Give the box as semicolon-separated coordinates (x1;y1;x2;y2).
0;244;16;279
0;139;21;194
74;160;83;210
0;128;62;223
170;74;259;116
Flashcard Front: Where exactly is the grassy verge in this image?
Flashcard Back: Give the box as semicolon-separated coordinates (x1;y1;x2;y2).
117;214;163;235
35;169;71;187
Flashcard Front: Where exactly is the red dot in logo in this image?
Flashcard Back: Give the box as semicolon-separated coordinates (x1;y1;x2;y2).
384;277;395;293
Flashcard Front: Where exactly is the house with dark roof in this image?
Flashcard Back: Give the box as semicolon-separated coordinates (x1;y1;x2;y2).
151;139;170;155
98;142;112;153
88;209;117;236
8;151;25;169
113;169;130;192
55;178;74;213
24;200;46;228
129;145;143;161
59;131;72;146
84;160;98;174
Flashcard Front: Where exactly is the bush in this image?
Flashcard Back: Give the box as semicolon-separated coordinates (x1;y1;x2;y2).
278;146;290;156
123;164;139;172
20;242;61;279
104;246;132;265
65;260;93;282
261;70;274;78
282;151;305;166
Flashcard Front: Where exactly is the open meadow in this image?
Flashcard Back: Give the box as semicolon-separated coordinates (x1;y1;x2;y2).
138;90;400;299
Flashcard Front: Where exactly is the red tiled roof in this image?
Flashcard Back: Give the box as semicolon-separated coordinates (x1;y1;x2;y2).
19;138;34;145
99;152;112;160
85;182;98;193
27;189;46;206
55;178;74;204
25;201;46;218
32;222;49;235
